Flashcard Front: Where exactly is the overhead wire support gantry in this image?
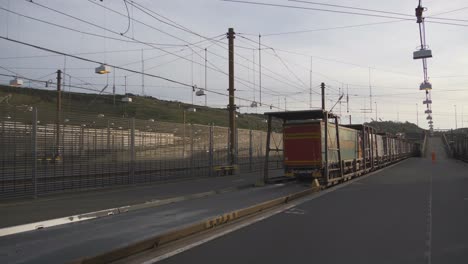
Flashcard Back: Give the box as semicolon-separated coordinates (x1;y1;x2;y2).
413;0;434;132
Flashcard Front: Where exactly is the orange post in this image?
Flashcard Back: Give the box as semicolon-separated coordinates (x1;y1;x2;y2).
431;151;436;164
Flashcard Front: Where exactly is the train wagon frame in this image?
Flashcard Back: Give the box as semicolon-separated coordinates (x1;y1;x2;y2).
263;110;344;185
263;110;416;186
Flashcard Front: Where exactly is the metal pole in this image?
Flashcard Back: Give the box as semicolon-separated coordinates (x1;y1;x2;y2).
205;48;208;107
321;82;326;111
209;125;214;177
335;116;343;178
183;110;186;158
455;105;458;129
263;115;272;183
258;34;262;105
32;107;38;198
190;124;194;175
228;28;236;166
362;126;367;171
249;129;253;172
375;102;377;120
324;111;329;182
130;118;135;183
113;70;116;105
56;69;62;159
107;120;111;151
416;103;419;126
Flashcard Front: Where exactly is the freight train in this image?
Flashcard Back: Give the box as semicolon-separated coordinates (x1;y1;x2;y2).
263;110;420;186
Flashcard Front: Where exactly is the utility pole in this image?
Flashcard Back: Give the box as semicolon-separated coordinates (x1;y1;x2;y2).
416;103;419;126
454;104;458;129
205;48;208;106
258;34;262;106
339;86;342;118
55;69;62;160
375;101;377;120
252;49;256;103
284;97;287;111
321;82;325;111
228;28;236;165
309;57;313;109
346;85;349;114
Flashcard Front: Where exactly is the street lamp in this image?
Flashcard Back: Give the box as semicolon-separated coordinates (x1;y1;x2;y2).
95;64;111;74
9;77;23;87
195;88;207;106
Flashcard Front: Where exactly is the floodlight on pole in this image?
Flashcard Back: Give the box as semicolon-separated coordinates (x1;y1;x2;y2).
95;64;111;74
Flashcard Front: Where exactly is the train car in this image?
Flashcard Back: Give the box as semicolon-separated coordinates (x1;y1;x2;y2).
263;110;419;186
283;120;360;182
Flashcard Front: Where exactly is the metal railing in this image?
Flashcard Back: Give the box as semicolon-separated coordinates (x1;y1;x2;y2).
449;132;468;162
0;108;283;199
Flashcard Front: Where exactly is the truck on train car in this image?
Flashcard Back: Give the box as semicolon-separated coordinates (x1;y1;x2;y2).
283;121;361;180
263;110;419;186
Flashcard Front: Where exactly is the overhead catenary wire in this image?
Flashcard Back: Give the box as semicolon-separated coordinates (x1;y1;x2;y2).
0;36;286;111
222;0;468;27
94;0;317;103
31;0;302;103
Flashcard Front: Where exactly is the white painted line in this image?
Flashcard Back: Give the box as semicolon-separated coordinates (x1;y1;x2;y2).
0;209;111;237
0;183;270;237
425;170;433;264
0;191;218;237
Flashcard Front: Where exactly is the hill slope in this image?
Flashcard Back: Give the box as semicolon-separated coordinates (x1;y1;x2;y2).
365;120;425;138
0;85;272;129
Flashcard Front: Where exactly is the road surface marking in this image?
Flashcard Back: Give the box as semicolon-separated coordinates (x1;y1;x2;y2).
425;171;433;264
284;208;305;215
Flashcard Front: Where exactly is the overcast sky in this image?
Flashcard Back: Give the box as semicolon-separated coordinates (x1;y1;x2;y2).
1;0;467;129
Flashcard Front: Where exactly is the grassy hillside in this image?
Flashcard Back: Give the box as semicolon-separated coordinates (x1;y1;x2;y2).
0;85;276;130
365;120;425;138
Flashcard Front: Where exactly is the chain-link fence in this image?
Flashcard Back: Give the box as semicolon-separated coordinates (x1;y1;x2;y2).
449;132;468;161
0;107;283;199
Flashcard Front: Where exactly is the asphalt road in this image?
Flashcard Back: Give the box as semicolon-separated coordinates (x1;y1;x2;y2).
0;169;282;228
160;137;468;264
0;180;307;264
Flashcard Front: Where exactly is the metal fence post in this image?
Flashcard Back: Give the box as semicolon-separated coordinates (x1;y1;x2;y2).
32;107;38;198
107;120;111;151
227;127;230;165
209;125;214;177
249;129;253;172
235;127;239;165
130;118;135;183
190;124;194;175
